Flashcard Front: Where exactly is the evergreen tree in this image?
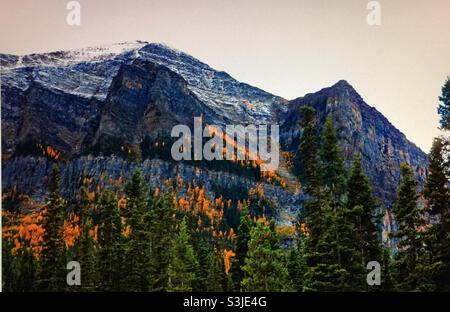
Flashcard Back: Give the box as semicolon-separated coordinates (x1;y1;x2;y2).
148;184;177;291
390;163;425;291
287;244;305;291
296;108;349;291
2;238;16;291
319;116;347;267
319;116;346;198
16;244;38;292
231;203;252;289
302;194;349;291
438;77;450;131
39;165;66;291
241;218;289;291
204;248;225;291
346;156;384;290
123;170;151;291
309;116;352;289
74;186;99;291
2;238;37;292
297;106;321;194
423;137;450;290
98;190;124;291
167;217;199;291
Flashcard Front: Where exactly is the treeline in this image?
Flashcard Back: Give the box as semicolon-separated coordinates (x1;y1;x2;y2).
2;78;450;292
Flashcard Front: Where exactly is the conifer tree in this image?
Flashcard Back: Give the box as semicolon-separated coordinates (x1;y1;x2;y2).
297;108;348;291
319;116;346;199
423;138;450;290
123;169;151;291
310;116;352;289
39;165;66;291
297;106;320;194
205;248;225;291
2;238;16;291
98;190;124;291
148;184;177;291
390;163;425;291
15;244;37;292
74;186;99;291
231;203;252;289
287;244;305;291
346;156;383;290
241;218;289;291
302;194;348;291
167;217;199;291
438;77;450;131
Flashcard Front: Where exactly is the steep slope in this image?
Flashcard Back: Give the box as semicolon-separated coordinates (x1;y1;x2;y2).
280;80;428;206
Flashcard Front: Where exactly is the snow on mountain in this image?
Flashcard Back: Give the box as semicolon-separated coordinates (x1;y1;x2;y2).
1;42;147;100
1;41;286;122
137;43;286;124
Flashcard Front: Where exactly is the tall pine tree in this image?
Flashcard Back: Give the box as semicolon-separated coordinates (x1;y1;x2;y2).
39;165;66;291
167;217;199;291
438;77;450;131
123;169;151;291
423;138;450;290
231;202;252;289
297;106;321;194
98;190;125;291
346;156;384;290
241;218;289;291
390;163;425;291
148;183;177;291
74;186;99;291
319;116;346;199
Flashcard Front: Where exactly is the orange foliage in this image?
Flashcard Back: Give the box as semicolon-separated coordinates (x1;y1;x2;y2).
228;227;236;241
89;225;98;241
223;249;236;274
299;223;309;235
87;191;96;201
123;224;132;237
64;213;80;248
118;196;127;210
3;211;45;258
275;225;296;238
36;144;61;160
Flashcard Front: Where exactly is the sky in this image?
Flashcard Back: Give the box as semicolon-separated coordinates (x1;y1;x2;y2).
1;0;449;152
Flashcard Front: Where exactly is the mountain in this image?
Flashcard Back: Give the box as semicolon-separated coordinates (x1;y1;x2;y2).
280;79;428;206
1;41;428;229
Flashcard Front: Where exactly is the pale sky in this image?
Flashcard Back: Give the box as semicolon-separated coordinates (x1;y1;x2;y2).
1;0;449;152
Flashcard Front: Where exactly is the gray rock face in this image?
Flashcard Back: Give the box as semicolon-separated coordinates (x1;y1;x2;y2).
1;42;427;225
91;58;220;150
1;156;301;226
280;80;427;207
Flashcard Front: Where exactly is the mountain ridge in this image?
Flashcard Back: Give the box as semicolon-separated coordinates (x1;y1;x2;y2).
1;42;428;225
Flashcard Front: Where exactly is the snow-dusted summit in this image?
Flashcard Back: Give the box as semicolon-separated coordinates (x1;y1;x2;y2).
1;41;286;124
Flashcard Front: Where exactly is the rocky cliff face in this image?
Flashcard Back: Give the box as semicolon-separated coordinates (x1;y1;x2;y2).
1;41;427;226
280;80;428;207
